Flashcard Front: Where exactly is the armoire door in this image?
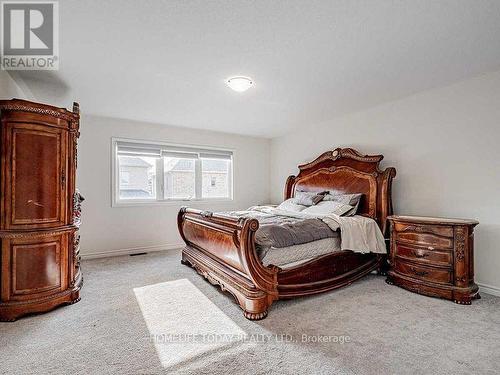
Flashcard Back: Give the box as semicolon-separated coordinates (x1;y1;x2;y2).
0;232;69;302
2;122;68;229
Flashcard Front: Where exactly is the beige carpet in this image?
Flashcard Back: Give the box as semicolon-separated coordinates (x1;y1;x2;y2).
1;249;499;374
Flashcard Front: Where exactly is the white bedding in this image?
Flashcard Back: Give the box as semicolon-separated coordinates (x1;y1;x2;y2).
251;206;387;255
261;236;341;267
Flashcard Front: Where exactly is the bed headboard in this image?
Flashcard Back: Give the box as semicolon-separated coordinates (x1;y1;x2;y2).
284;148;396;236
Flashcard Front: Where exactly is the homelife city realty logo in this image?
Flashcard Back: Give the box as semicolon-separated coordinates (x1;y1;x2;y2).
1;1;58;70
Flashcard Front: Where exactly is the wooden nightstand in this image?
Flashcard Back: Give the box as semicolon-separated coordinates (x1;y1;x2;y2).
386;215;480;304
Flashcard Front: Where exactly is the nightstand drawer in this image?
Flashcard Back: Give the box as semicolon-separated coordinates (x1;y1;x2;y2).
396;231;453;249
394;223;453;237
394;260;452;285
395;244;452;267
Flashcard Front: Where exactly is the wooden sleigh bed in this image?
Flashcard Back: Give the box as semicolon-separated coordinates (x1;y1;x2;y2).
178;148;396;320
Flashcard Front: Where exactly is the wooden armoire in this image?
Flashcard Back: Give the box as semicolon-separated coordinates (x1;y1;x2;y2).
0;99;82;321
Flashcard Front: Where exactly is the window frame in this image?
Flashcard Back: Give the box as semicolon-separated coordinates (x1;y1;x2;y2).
111;137;234;207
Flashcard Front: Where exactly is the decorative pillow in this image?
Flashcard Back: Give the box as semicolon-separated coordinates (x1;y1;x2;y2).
323;193;362;216
293;191;327;206
276;198;307;212
301;201;354;217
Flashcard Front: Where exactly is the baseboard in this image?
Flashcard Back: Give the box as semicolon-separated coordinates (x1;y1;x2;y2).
79;249;500;297
477;282;500;297
80;243;184;260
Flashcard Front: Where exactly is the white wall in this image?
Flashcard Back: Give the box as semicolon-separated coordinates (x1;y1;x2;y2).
0;71;28;98
78;115;270;257
270;70;500;291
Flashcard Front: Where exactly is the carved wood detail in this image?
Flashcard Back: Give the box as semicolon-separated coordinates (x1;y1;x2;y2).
455;227;466;262
297;148;384;171
0;226;76;238
0;101;79;122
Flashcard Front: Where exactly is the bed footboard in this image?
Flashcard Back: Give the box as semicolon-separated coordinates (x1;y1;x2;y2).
177;207;279;320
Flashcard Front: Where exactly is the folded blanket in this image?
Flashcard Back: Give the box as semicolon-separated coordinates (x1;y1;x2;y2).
221;207;336;249
256;218;336;248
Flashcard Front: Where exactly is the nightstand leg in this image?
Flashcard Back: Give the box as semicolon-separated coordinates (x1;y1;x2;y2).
376;255;390;276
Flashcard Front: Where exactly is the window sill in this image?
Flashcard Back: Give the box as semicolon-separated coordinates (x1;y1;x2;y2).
112;198;234;208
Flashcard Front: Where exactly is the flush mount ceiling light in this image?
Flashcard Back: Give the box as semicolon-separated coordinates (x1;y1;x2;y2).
226;76;253;92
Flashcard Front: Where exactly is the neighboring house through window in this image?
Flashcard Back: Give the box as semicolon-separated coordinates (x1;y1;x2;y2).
112;139;233;205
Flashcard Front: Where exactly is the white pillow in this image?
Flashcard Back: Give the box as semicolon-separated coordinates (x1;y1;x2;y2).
301;200;354;216
323;193;361;204
293;191;326;206
276;198;307;212
323;193;362;216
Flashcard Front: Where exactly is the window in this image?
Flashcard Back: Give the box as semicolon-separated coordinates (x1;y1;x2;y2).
112;139;233;205
164;156;195;200
120;171;130;185
202;158;231;198
118;156;157;200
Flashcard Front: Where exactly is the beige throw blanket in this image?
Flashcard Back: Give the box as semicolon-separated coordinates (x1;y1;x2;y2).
321;214;387;254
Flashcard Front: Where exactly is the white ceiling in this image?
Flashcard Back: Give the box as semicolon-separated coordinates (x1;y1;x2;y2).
11;0;500;138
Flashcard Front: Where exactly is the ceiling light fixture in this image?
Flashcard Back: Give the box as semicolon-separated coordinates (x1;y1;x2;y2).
226;76;253;92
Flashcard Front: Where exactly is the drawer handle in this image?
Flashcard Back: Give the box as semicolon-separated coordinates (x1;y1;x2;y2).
412;250;430;258
411;268;429;277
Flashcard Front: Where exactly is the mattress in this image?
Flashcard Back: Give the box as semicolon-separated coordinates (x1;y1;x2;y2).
260;235;341;268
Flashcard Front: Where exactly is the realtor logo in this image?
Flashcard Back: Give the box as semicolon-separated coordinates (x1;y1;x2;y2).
1;1;59;70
